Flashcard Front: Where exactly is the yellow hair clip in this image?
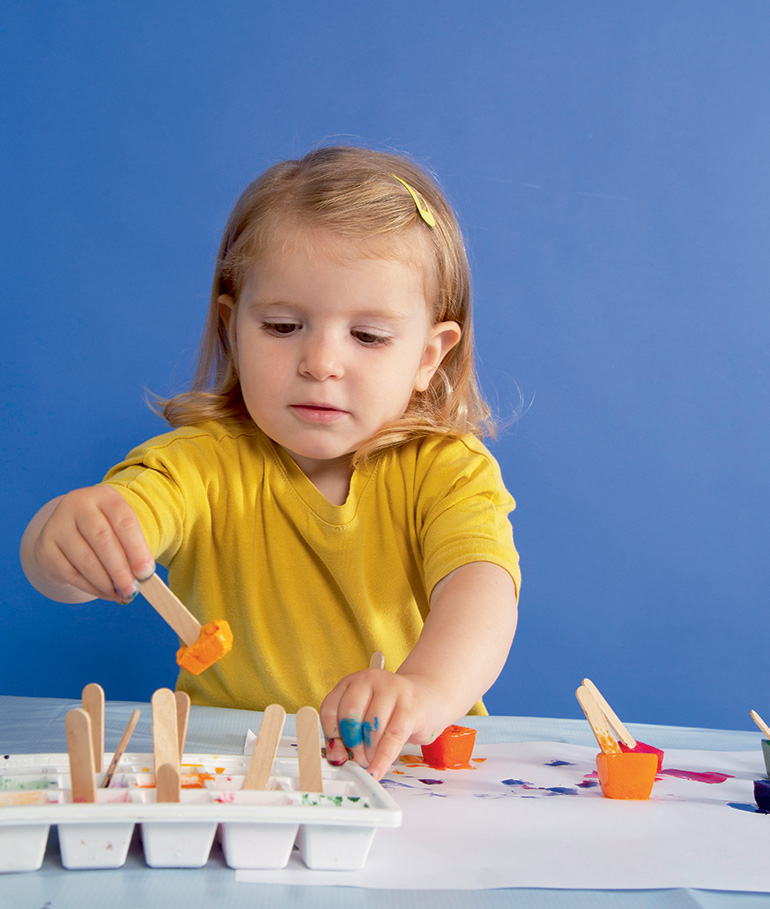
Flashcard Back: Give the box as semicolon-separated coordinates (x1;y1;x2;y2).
393;175;437;227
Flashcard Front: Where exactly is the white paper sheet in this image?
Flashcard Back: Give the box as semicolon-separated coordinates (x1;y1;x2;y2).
236;741;770;891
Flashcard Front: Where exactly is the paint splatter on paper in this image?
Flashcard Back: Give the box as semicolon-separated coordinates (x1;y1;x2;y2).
658;769;733;784
384;743;749;808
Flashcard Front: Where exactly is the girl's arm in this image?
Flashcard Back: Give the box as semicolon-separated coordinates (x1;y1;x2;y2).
319;560;518;780
20;486;155;604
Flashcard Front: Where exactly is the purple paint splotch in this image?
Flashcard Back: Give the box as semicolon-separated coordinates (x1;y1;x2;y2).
659;769;733;784
501;779;577;796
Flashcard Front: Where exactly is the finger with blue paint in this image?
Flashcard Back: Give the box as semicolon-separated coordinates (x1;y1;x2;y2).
340;715;380;750
338;714;381;770
320;665;390;772
335;709;381;770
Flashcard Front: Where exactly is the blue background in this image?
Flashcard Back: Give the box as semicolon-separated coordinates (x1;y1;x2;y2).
2;1;768;732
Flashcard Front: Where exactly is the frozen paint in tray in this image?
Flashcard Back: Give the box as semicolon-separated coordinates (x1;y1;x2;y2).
300;793;370;807
0;791;48;806
0;776;50;791
181;772;216;789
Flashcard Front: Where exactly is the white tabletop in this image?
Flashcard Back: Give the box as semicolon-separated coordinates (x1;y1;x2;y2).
0;695;767;909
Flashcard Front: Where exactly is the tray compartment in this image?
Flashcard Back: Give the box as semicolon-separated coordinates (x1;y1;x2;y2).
58;789;135;869
135;790;218;868
216;790;299;869
296;820;377;870
0;822;50;873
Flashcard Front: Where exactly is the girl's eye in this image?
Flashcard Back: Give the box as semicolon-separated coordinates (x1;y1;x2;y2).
262;321;299;336
352;330;392;347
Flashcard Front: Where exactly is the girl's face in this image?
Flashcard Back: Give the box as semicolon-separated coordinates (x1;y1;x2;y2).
218;227;460;481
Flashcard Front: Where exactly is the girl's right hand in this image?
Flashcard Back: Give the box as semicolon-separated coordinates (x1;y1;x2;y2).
20;485;155;604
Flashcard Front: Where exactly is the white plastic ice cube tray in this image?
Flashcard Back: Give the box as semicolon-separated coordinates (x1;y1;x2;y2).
0;750;401;873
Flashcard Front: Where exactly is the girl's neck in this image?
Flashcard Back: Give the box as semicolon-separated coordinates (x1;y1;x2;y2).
284;450;354;506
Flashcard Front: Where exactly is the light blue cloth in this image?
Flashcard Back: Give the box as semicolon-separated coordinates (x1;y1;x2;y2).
0;696;767;908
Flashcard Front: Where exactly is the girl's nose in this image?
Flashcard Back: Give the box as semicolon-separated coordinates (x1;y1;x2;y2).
298;334;344;380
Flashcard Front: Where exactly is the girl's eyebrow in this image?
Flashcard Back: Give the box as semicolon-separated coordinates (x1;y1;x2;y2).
245;297;412;323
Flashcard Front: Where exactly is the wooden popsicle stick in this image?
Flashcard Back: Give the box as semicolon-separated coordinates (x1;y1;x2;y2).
582;678;637;748
244;704;287;790
102;708;140;788
175;691;191;761
82;682;105;773
369;651;385;670
576;685;621;754
139;573;201;646
65;708;97;803
296;705;324;793
152;688;180;802
156;763;181;804
750;709;770;739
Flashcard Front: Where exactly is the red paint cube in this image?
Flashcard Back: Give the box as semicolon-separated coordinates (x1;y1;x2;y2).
421;724;476;769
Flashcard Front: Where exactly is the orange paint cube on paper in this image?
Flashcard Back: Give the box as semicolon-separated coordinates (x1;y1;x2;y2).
421;724;476;769
596;750;658;800
176;620;234;675
619;739;665;772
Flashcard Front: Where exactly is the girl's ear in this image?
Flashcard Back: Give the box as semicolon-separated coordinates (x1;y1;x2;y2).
414;321;462;392
218;294;237;353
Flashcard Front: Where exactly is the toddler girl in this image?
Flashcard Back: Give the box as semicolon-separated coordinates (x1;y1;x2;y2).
21;146;520;779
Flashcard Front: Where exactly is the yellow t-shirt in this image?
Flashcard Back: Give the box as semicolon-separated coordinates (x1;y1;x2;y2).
102;420;520;714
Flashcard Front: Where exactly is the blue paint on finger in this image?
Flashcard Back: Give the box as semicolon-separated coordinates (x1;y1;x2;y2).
364;717;379;747
340;718;363;748
340;717;379;749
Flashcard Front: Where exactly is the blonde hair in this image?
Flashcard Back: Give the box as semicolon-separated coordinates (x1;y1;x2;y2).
159;145;494;463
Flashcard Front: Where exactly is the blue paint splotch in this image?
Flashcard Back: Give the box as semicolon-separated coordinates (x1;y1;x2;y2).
501;779;577;796
381;779;417;790
418;778;444;785
545;760;574;767
728;802;768;815
339;717;379;749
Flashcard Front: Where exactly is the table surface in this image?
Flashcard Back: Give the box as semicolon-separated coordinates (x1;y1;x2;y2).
0;694;768;909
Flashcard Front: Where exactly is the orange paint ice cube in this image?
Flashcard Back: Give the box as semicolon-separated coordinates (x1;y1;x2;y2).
421;724;476;769
596;750;658;800
176;620;233;675
619;740;665;772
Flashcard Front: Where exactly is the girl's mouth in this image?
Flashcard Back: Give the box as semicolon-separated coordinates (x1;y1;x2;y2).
291;404;348;423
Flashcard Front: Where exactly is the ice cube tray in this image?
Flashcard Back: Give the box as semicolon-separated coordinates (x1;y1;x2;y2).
0;750;401;873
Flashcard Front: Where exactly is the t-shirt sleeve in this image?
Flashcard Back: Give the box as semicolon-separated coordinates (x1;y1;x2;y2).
101;441;188;566
416;438;520;599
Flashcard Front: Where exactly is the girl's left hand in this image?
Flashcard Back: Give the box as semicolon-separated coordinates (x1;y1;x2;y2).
319;669;448;781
